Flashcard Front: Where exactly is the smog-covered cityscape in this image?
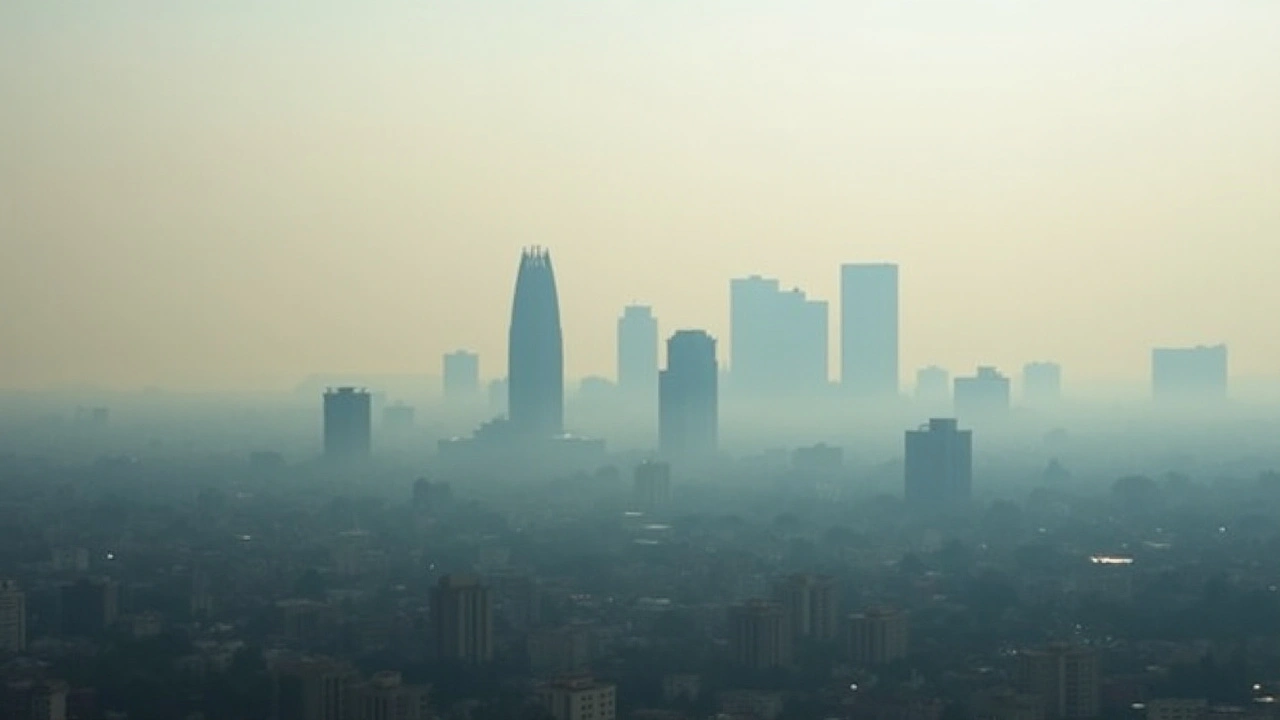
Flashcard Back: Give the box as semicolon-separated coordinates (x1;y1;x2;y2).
5;3;1280;720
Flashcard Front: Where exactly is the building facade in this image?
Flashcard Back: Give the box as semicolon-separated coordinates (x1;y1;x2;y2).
772;574;839;642
508;247;565;437
431;575;494;665
954;366;1011;418
1015;644;1099;720
904;418;973;511
617;305;658;400
1151;344;1228;402
729;276;828;398
840;263;899;399
729;600;792;670
0;580;25;654
323;387;372;460
659;330;718;461
442;350;480;402
847;607;909;666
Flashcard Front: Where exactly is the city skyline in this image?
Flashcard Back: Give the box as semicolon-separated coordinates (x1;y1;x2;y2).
3;2;1279;391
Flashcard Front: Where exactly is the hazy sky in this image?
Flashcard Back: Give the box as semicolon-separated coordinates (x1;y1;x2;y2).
2;1;1278;391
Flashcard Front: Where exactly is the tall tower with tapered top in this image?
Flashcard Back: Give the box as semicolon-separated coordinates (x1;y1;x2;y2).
507;247;564;438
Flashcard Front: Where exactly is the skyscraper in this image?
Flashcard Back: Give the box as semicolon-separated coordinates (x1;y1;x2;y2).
633;461;672;511
904;418;973;511
443;350;480;402
1151;344;1228;402
729;600;792;670
617;305;659;399
1016;644;1099;720
431;574;494;665
659;330;718;460
1023;361;1063;406
0;579;25;654
323;387;372;460
847;607;909;666
954;366;1011;418
773;574;839;643
730;276;828;397
841;263;899;399
508;248;564;437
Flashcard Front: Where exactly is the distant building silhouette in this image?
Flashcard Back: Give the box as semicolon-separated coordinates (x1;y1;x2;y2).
382;403;415;431
272;655;359;720
1151;344;1228;402
729;600;792;670
773;574;839;642
1016;644;1099;720
659;330;718;460
323;387;372;460
730;276;827;397
915;365;950;406
349;671;430;720
0;579;25;653
847;607;909;666
1023;361;1063;406
954;366;1011;418
508;248;564;437
617;305;659;400
431;574;493;665
841;263;899;398
535;676;617;720
487;378;508;416
442;350;480;403
632;461;672;511
904;418;972;510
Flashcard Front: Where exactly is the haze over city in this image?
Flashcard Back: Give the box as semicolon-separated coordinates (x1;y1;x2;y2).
5;4;1280;720
3;0;1280;391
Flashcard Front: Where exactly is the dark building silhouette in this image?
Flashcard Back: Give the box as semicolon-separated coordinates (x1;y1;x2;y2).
1023;361;1063;406
59;578;119;637
729;600;792;670
632;460;671;511
431;574;494;665
508;247;564;437
773;574;839;642
323;387;372;459
442;350;480;402
659;330;718;460
729;276;827;397
617;305;659;399
904;418;972;511
954;366;1010;418
1151;344;1228;402
840;263;899;399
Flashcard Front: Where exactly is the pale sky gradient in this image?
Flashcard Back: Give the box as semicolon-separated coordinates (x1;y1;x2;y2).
2;1;1278;391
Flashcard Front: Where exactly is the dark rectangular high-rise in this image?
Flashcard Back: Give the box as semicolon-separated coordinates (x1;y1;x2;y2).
431;574;494;665
841;264;899;399
1151;344;1228;402
617;305;659;399
659;330;718;460
904;418;972;511
323;387;372;460
443;350;480;402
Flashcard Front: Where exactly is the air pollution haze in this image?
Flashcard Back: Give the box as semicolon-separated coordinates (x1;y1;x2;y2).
2;1;1279;391
7;5;1280;720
